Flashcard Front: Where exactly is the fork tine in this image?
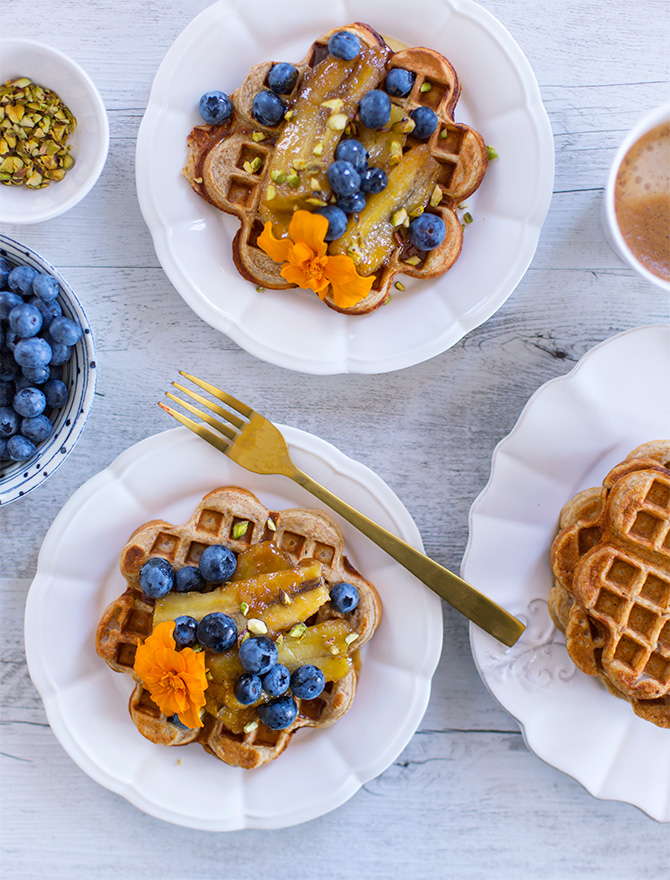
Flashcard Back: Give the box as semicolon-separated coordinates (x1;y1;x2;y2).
179;371;254;419
164;391;237;442
171;381;245;430
158;402;232;456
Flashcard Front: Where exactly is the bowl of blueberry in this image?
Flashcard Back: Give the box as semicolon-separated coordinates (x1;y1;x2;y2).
0;234;96;504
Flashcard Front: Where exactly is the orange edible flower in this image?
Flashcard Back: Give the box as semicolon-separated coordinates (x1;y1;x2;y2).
257;210;374;310
133;620;208;729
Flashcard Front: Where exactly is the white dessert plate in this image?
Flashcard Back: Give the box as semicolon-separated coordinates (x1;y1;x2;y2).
463;325;670;822
24;426;442;830
135;0;554;374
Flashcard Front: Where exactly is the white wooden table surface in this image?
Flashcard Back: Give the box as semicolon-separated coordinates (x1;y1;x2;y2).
1;1;669;877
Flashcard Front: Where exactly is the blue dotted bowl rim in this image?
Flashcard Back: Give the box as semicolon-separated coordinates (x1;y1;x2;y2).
0;233;97;505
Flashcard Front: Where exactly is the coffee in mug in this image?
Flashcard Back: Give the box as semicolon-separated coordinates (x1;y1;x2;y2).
613;122;670;282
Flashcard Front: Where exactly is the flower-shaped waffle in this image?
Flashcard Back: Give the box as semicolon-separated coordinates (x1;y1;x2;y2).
96;486;381;768
550;441;670;727
182;22;488;315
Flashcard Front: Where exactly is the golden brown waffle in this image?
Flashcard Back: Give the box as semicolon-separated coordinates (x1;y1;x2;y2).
96;486;381;768
182;22;488;315
549;441;670;728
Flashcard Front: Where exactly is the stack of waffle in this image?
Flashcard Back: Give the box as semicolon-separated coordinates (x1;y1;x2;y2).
96;486;381;767
550;441;670;728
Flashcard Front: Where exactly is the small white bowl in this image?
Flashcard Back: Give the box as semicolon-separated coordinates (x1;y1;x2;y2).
0;233;97;504
0;38;109;224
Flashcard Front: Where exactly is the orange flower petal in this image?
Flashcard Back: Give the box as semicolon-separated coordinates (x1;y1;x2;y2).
324;255;375;309
281;261;330;293
285;240;315;267
257;222;293;264
288;210;328;257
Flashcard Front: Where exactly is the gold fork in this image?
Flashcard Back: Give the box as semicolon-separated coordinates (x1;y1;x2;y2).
160;372;525;647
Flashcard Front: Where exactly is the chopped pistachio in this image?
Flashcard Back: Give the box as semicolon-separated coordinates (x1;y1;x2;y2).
293;158;306;170
275;634;284;647
306;197;328;206
383;294;391;305
404;255;421;266
266;517;277;531
430;184;443;207
239;602;250;617
256;286;265;292
329;645;340;655
463;212;473;224
389;104;405;125
243;157;262;174
409;206;424;218
243;720;259;733
327;113;348;131
391;207;408;227
439;129;448;139
345;633;359;646
284;109;294;121
457;202;468;210
232;520;249;538
312;141;324;156
394;281;405;291
486;145;498;160
193;176;203;184
279;590;292;606
286;169;300;187
309;176;320;191
289;623;307;639
389;140;402;166
420;81;432;93
248;618;268;635
266;184;276;200
271;169;285;184
392;117;416;134
321;98;344;112
251;131;267;142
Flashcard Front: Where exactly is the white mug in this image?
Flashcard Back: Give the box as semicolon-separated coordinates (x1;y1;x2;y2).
603;102;670;293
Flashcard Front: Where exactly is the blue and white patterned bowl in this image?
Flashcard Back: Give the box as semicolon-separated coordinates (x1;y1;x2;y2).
0;234;96;505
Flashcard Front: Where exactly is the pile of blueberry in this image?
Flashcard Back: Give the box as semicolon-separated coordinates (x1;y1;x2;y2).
0;257;82;464
139;545;360;731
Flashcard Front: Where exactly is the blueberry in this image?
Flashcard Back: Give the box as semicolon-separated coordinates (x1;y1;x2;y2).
238;635;278;675
43;378;68;408
252;90;285;127
360;167;387;194
174;565;206;593
336;191;367;215
0;352;17;382
0;257;10;287
0;291;23;320
0;380;13;407
198;544;237;583
328;31;361;61
4;328;20;353
267;62;298;95
0;406;20;438
384;68;416;98
410;106;438;139
7;265;37;296
13;337;52;369
13;387;46;418
48;316;82;346
167;714;190;730
9;303;43;339
196;612;237;652
7;434;36;461
173;615;198;648
30;295;62;328
408;212;446;250
290;664;326;700
358;90;391;129
198;90;232;125
257;695;298;730
329;581;360;613
234;672;263;705
139;557;175;598
22;364;50;385
45;340;71;366
335;139;368;174
31;274;60;302
314;205;348;241
327;160;361;197
262;663;290;697
20;414;53;445
0;439;8;460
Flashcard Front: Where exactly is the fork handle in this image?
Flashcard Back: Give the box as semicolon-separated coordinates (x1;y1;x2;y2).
288;467;524;647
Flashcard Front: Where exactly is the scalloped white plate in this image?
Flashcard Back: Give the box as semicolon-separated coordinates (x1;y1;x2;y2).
463;325;670;822
24;426;442;829
135;0;554;374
